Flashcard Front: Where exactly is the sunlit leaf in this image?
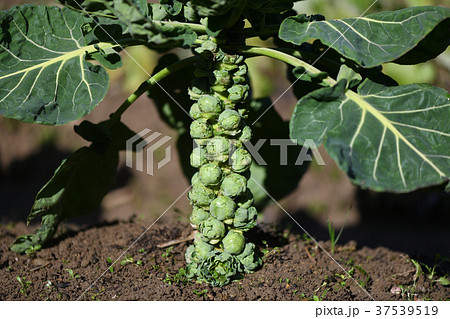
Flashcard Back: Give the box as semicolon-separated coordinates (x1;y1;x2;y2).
280;6;450;67
0;5;117;125
290;80;450;192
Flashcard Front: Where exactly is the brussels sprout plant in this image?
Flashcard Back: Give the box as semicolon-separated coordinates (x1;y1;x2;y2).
1;0;449;287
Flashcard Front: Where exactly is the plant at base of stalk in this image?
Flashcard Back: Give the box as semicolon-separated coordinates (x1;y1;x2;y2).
185;37;261;286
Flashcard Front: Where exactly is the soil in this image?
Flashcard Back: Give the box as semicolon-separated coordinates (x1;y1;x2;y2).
1;220;449;301
1;0;449;301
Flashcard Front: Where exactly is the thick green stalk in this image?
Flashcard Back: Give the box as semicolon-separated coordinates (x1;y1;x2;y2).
236;46;337;86
109;56;197;125
185;38;262;286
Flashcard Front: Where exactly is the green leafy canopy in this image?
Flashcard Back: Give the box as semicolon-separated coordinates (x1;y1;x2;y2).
290;79;450;192
280;6;450;67
0;5;113;125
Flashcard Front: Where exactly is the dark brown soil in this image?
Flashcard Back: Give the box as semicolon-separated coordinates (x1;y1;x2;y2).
1;220;448;301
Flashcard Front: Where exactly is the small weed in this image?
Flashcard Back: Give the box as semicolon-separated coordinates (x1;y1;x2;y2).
193;289;208;298
120;254;134;266
415;254;450;287
435;276;450;286
106;257;114;272
161;247;174;259
16;276;32;296
312;289;329;301
45;280;53;291
119;254;142;267
327;207;350;253
298;293;307;300
340;258;372;288
282;225;292;239
90;288;105;301
411;259;423;284
261;240;279;260
25;245;41;255
301;233;312;245
163;268;189;286
65;268;81;279
262;240;270;255
398;285;417;301
152;264;161;271
138;248;147;254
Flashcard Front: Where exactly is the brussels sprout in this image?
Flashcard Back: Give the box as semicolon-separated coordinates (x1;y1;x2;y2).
220;173;247;197
212;69;231;86
223;54;244;65
198;95;222;114
198;252;241;286
191;172;200;185
235;189;254;209
222;231;245;255
236;243;261;272
190;118;213;139
189;103;202;119
194;241;214;260
218;109;241;131
228;84;249;102
210;84;227;94
231;148;252;173
233;64;248;84
190;147;208;168
233;206;257;230
186;46;259;286
185;244;195;264
190;206;210;228
199;217;226;243
206;136;230;162
188;183;216;206
194;231;204;243
199;163;222;186
186;261;200;279
210;196;236;221
200;39;218;53
239;126;252;144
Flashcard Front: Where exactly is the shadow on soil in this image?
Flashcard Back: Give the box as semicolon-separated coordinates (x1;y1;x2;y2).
277;188;450;275
0;143;133;225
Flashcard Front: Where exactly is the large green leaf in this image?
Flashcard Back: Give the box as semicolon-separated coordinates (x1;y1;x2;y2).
10;146;118;253
9;118;135;253
279;6;450;67
290;80;450;192
0;5;118;125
